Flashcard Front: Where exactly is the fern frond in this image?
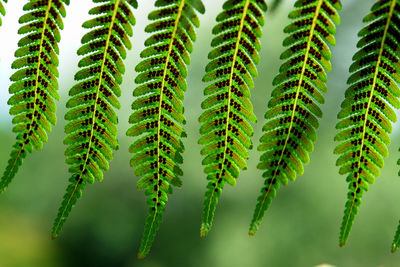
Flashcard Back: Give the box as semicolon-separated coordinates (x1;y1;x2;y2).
199;0;267;237
0;0;69;193
249;0;341;236
335;0;400;247
51;0;137;239
126;0;204;258
0;0;7;26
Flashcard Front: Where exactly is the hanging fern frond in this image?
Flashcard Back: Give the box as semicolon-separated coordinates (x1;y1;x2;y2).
0;0;7;26
0;0;69;193
51;0;137;239
126;0;204;258
335;0;400;247
249;0;341;236
199;0;267;237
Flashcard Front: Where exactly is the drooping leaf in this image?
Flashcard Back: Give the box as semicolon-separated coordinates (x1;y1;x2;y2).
249;0;341;236
126;0;204;258
335;0;400;247
0;0;69;193
199;0;267;237
52;0;137;239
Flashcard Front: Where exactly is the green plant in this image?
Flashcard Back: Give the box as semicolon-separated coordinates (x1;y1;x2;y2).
0;0;69;192
199;0;267;237
335;0;400;247
52;0;138;240
249;0;341;236
2;0;400;260
126;0;204;258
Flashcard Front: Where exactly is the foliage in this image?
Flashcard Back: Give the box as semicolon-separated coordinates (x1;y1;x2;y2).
334;0;400;247
52;0;137;238
0;0;69;193
249;0;341;236
1;0;400;260
126;0;204;258
198;0;267;236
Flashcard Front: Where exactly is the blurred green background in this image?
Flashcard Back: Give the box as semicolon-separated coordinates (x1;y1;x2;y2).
0;0;400;266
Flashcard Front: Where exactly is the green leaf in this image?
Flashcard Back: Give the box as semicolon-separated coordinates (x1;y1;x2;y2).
126;0;204;258
0;0;69;193
198;0;267;237
249;0;341;236
334;0;400;247
52;0;137;239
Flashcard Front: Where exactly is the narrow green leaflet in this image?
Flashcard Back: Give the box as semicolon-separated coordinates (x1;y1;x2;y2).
333;0;400;249
336;0;400;247
199;0;267;237
249;0;341;236
126;0;204;258
52;0;137;238
0;0;69;193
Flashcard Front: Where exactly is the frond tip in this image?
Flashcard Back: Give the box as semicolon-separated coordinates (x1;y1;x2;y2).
335;0;400;247
0;0;69;193
199;0;267;237
126;0;204;258
249;0;341;236
52;0;137;238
